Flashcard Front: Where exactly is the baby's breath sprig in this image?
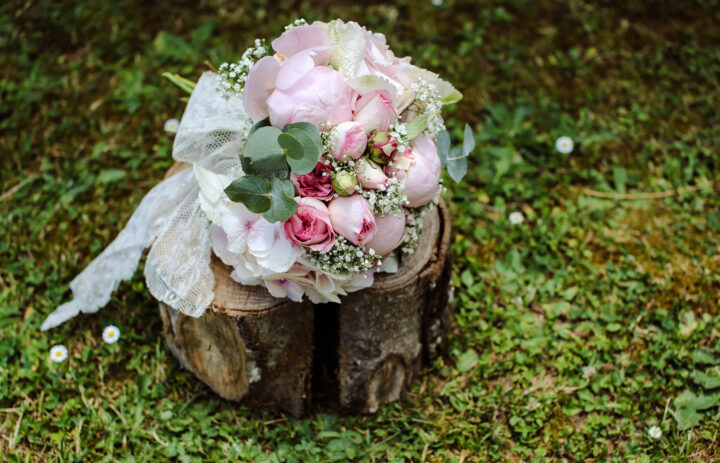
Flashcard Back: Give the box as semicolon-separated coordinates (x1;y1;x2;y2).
361;176;407;216
218;39;269;95
306;236;381;274
400;183;443;254
284;18;309;31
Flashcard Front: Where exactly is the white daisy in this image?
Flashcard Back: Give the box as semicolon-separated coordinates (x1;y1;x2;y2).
164;118;180;133
555;136;574;154
102;325;121;344
582;365;596;379
50;345;68;363
508;211;524;225
431;0;444;5
648;426;662;439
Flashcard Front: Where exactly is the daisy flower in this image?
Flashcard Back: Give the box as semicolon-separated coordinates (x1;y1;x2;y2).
102;325;121;344
582;365;597;379
164;118;180;133
555;136;574;154
50;345;68;363
508;211;524;225
648;426;662;439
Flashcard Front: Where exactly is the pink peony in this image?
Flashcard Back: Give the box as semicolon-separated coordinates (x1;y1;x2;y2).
243;56;281;122
353;90;397;133
364;211;406;256
272;25;327;59
290;161;334;200
328;195;376;246
404;135;441;207
267;66;355;128
282;197;336;252
329;121;367;160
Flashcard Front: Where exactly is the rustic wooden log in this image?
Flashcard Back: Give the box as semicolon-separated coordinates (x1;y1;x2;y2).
157;163;453;416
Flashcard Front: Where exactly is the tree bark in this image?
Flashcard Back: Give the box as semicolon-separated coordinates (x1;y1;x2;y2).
157;163;453;416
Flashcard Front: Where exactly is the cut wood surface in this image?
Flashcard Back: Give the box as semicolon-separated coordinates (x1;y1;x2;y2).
158;162;453;416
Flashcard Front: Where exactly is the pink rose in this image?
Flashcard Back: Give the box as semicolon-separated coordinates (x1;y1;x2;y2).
353;90;397;133
367;131;397;164
384;149;413;182
290;161;334;200
364;211;406;256
356;156;388;190
328;195;376;246
282;197;336;252
329;121;367;160
267;66;355;128
404;135;441;207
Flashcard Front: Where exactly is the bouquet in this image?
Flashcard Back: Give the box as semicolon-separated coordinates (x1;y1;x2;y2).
42;19;473;329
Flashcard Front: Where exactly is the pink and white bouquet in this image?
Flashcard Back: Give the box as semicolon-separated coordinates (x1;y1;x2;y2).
41;19;473;330
201;19;474;303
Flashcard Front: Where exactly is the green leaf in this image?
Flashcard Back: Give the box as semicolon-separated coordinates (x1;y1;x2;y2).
405;114;429;140
674;389;720;411
612;166;627;194
456;349;479;373
691;349;718;365
161;72;196;95
674;407;703;431
244;126;286;172
262;179;298;223
447;147;467;183
248;118;270;137
278;132;305;160
224;176;271;213
463;123;475;156
96;169;126;184
436;130;450;169
692;369;720;389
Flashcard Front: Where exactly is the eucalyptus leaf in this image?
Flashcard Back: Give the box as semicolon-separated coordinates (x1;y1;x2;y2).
278;132;305;160
224;175;271;213
248;118;270;137
436;130;450;169
244;126;286;172
463;123;475;156
447;146;467;183
262;179;298;223
405;114;429;141
283;122;322;152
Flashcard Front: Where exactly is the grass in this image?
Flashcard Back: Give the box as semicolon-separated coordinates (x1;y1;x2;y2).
2;0;720;461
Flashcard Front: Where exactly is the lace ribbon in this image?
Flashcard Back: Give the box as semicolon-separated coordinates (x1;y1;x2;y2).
42;72;251;330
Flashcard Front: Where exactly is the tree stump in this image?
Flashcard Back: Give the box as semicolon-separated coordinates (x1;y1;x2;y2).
157;163;453;416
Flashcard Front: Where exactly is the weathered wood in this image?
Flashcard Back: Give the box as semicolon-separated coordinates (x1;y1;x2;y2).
160;295;315;416
157;162;453;416
337;205;452;413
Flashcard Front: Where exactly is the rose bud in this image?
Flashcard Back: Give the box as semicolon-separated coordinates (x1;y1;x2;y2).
367;131;397;165
364;211;406;256
329;121;368;161
404;135;441;207
356;156;388;190
384;149;413;182
282;197;336;252
290;161;334;200
353;90;397;133
328;194;376;246
332;170;359;196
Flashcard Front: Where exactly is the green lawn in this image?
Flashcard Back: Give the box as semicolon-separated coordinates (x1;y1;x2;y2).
2;0;720;461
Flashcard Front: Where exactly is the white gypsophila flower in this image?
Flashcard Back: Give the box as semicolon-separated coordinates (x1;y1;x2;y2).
582;365;597;379
164;119;179;133
555;136;574;154
50;345;68;363
509;211;525;225
102;325;121;344
648;426;662;439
